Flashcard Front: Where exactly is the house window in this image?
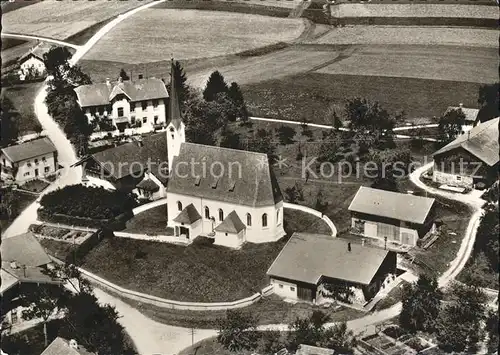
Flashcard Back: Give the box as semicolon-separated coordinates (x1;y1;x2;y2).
276;209;280;224
131;116;136;124
262;213;268;227
456;176;462;181
44;167;50;173
130;103;135;112
290;287;295;291
246;213;252;226
143;117;147;123
153;99;159;109
2;158;5;166
354;220;365;233
205;206;210;219
34;159;38;165
225;233;228;236
11;310;18;324
42;157;46;162
218;208;224;222
141;101;147;111
154;116;159;124
279;284;283;289
98;107;104;115
24;172;30;176
117;107;124;117
177;201;182;211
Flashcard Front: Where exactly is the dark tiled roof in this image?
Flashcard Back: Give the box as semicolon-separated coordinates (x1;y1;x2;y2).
136;178;160;192
41;337;95;355
168;143;283;207
215;211;246;234
1;232;52;267
173;203;202;224
89;133;168;180
74;78;168;107
267;233;392;286
348;186;435;224
1;137;56;163
433;117;499;166
168;60;183;130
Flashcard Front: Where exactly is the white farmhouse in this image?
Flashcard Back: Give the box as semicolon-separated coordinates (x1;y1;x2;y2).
74;77;169;133
1;138;57;183
18;44;50;79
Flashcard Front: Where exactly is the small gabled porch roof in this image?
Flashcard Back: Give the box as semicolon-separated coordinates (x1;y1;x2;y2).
173;203;202;225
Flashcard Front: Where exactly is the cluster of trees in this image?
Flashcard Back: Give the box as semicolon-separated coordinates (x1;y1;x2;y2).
183;70;249;147
217;309;356;354
0;188;19;221
4;263;135;354
460;203;499;288
0;96;19;148
399;274;497;353
43;46;93;156
40;185;137;219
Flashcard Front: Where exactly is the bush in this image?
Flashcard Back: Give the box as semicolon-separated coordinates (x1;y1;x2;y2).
40;185;137;220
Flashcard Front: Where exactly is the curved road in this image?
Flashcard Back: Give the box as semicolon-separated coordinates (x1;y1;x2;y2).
1;32;81;49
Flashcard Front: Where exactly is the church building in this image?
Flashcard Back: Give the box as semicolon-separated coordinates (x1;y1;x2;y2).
165;60;285;248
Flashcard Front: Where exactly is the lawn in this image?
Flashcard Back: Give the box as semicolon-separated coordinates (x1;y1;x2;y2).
20;179;49;193
1;0;155;40
1;82;43;134
412;197;472;275
122;204;173;236
242;72;483;123
40;238;79;264
111;292;365;329
81;237;287;302
82;9;305;64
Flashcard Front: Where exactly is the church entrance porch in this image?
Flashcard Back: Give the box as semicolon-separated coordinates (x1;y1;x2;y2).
170;203;203;240
174;226;190;239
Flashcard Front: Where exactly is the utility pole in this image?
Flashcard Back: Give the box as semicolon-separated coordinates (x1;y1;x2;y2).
190;328;195;345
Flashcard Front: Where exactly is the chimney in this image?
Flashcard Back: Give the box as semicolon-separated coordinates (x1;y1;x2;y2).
69;339;78;350
347;242;351;252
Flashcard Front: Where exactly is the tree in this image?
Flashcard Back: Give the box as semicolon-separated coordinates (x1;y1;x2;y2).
277;125;296;145
485;308;499;353
203;70;229;102
44;262;92;295
0;188;19;220
217;310;258;352
366;148;412;191
20;285;70;347
257;330;285;354
317;131;342;163
325;103;343;130
1;96;19;147
166;60;190;108
399;274;443;333
59;291;134;355
119;68;130;81
219;126;242;150
287;315;324;352
320;322;356;354
477;82;499;123
284;183;303;203
438;108;466;144
33;122;43;136
314;189;328;213
227;82;249;122
436;281;487;352
322;282;355;304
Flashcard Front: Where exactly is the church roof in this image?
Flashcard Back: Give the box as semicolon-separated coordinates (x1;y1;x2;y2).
167;143;283;207
168;59;183;130
215;211;246;234
173;203;202;224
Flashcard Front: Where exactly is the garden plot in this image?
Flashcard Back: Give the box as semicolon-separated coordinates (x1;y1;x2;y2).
29;224;93;245
315;44;498;84
312;26;498;48
82;9;305;64
1;0;154;40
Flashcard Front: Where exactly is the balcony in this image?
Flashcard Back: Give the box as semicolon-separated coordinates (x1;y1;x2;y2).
112;115;129;124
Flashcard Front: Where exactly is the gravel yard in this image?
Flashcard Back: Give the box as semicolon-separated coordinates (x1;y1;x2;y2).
312;26;498;48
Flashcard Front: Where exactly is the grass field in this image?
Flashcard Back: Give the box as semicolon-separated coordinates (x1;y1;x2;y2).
1;39;35;69
122;204;171;235
82;9;305;64
115;292;364;329
332;4;498;19
1;0;154;40
312;26;498;48
1;82;43;134
242;72;483;123
82;237;287;302
0;190;38;232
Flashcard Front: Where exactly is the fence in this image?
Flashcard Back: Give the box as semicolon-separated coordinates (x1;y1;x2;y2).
79;267;275;311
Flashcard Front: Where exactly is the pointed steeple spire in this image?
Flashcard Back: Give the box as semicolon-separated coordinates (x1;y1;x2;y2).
169;58;183;129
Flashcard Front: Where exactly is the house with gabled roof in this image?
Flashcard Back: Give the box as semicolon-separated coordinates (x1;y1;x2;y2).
267;233;397;303
41;337;95;355
444;103;480;132
1;137;57;183
348;186;436;247
1;232;61;331
18;43;51;79
74;75;169;133
432;117;499;189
